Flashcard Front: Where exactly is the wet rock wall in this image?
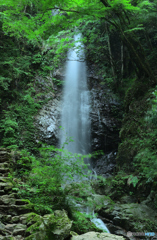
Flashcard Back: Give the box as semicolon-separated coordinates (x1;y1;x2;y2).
35;67;122;176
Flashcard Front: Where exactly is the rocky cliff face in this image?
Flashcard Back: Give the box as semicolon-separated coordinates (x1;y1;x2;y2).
35;96;61;146
88;74;122;176
35;66;122;176
88;77;121;153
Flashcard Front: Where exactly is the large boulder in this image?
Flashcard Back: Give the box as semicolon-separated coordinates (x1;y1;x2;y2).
25;210;72;240
71;231;125;240
98;197;157;232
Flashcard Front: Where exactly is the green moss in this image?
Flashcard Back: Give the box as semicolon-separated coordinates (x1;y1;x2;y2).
117;81;153;170
124;79;151;111
71;211;102;235
134;218;156;232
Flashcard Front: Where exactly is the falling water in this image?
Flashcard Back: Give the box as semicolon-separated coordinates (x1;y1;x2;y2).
60;34;90;159
91;218;110;233
60;33;110;233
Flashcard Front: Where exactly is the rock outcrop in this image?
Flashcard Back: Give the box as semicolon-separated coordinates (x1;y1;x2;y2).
89;80;121;153
24;210;72;240
35;96;61;146
97;195;157;234
88;77;122;176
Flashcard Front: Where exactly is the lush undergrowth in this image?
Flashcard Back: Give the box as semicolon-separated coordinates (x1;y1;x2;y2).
8;146;105;234
10;146;92;212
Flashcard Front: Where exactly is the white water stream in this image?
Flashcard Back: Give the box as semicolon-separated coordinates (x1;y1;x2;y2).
91;218;110;233
60;33;110;233
60;34;90;158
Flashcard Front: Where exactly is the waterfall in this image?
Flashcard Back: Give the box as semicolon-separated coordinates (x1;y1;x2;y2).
60;33;110;233
60;34;90;159
91;218;110;233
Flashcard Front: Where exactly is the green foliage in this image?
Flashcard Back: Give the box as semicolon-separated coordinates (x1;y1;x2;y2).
110;174;127;198
12;149;34;177
14;145;93;215
117;85;157;192
0;87;41;149
127;175;139;187
71;211;102;234
133;90;157;181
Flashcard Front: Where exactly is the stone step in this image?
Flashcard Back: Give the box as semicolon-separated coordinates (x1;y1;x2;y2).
11;215;20;223
0;177;11;182
0;214;12;223
16;199;29;206
0;192;17;198
0;204;32;215
5;223;26;236
0;163;9;168
0;196;30;206
0;173;9;177
0;173;10;178
0;183;13;191
0;195;15;205
0;226;12;237
19;212;41;226
0;168;10;174
0;190;5;195
0;151;10;163
9;193;18;198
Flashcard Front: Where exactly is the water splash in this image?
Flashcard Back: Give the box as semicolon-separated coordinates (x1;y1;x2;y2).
91;218;110;233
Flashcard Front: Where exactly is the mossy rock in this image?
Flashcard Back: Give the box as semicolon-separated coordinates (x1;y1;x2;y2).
116;139;138;167
20;212;41;226
25;210;72;240
124;79;151;112
71;211;102;235
99;202;157;232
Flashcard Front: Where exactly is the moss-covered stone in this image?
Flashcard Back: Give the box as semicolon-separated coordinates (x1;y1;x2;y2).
20;212;41;225
99;200;157;232
25;210;72;240
71;211;102;235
